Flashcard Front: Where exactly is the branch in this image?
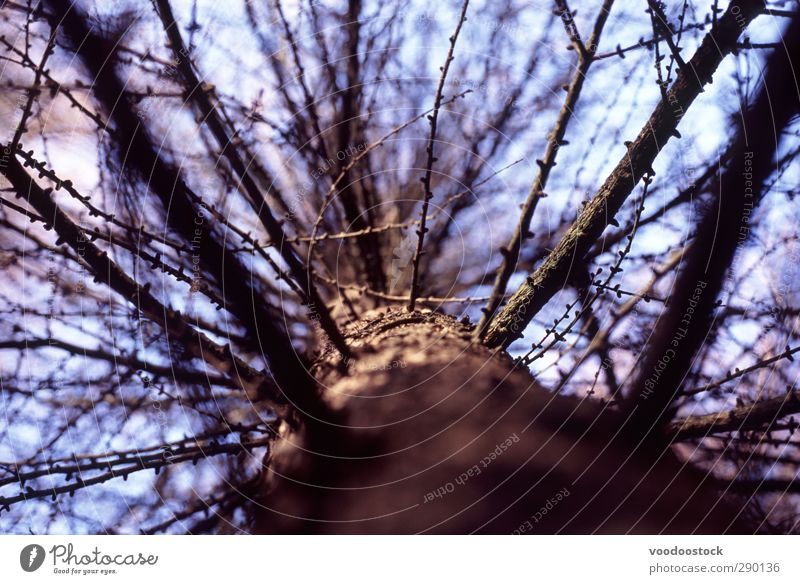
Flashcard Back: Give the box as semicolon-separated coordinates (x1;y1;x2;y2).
647;0;687;71
482;0;765;348
140;486;249;534
0;432;271;511
685;346;800;396
10;23;57;150
554;0;588;60
44;0;319;396
0;152;285;408
0;337;235;388
669;390;800;440
151;0;351;359
622;10;800;437
475;0;614;338
593;21;708;61
332;0;388;294
408;0;470;311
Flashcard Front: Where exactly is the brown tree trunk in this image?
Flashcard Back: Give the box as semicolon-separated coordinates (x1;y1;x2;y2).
255;309;748;534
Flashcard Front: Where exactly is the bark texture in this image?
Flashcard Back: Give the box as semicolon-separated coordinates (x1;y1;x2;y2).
255;310;749;533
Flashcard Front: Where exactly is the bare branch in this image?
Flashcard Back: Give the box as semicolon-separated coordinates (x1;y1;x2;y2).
669;390;800;440
482;0;765;348
622;10;800;437
407;0;469;311
151;0;351;359
0;152;285;408
475;0;614;338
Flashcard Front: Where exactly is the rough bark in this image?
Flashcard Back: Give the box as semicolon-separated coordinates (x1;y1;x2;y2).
255;310;750;534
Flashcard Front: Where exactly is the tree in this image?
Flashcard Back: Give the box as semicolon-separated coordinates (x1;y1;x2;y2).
0;0;799;534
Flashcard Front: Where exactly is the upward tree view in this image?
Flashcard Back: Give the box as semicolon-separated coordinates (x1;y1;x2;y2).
0;0;799;534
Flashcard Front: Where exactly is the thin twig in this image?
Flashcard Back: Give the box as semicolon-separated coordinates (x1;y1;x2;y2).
408;0;470;312
475;0;615;337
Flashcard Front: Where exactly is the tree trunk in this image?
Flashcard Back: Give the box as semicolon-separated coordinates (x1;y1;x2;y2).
255;309;748;534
